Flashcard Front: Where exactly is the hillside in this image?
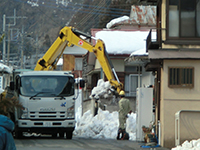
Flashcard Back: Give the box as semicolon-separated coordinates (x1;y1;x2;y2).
0;0;84;54
0;0;135;59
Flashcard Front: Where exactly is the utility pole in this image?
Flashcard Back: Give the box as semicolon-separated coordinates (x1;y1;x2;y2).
20;26;24;69
2;9;27;65
36;35;38;63
3;14;6;63
7;25;10;66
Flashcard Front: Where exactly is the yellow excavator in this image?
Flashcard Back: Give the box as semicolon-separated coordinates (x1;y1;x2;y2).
10;26;123;139
34;26;123;93
0;33;5;43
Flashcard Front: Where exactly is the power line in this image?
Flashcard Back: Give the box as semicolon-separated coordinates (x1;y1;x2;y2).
14;0;130;17
25;0;131;12
11;0;132;35
13;0;130;32
76;0;111;30
78;0;105;27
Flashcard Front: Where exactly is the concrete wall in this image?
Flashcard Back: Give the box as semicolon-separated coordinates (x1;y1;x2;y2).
160;60;200;148
141;65;154;87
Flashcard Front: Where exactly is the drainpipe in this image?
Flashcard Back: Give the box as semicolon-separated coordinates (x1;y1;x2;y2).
158;120;161;145
138;64;141;87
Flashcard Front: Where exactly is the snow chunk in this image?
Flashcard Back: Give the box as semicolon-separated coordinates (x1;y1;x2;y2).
90;79;112;100
106;16;130;29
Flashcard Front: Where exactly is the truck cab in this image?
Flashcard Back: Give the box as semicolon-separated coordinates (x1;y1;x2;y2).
13;71;77;139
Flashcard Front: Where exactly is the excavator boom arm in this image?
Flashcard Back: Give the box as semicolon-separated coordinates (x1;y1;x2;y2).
34;26;123;93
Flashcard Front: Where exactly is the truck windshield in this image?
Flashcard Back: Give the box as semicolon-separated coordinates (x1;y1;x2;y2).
20;76;74;97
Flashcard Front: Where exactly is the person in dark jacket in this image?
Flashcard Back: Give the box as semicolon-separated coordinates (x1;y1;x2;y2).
0;114;16;150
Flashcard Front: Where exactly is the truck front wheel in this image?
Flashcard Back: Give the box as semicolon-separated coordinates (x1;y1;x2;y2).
66;131;73;139
59;132;64;138
52;133;57;138
15;130;23;139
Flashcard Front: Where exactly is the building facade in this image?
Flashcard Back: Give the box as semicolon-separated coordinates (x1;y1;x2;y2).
144;0;200;148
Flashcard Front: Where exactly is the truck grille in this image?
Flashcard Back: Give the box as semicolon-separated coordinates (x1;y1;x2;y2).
29;111;66;119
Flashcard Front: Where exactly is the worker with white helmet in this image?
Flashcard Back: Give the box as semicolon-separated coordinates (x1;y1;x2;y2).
117;90;132;140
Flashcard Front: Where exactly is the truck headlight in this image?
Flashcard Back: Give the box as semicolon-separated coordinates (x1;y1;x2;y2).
67;106;74;118
21;107;28;119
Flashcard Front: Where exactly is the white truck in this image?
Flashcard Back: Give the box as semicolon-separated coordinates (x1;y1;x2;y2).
11;70;83;139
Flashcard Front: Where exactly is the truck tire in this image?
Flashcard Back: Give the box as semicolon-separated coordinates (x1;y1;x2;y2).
59;132;64;138
66;131;73;139
14;126;23;139
52;133;57;138
15;130;23;139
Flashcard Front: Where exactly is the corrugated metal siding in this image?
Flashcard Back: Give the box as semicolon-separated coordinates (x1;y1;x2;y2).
109;5;156;29
138;0;158;5
130;5;156;25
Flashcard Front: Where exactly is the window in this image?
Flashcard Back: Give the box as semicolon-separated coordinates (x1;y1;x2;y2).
168;67;194;88
124;66;142;96
75;58;83;70
125;74;142;96
168;0;200;38
20;76;74;97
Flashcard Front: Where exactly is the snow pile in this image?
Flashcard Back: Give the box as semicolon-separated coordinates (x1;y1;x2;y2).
73;108;136;140
172;139;200;150
90;79;113;100
75;79;137;140
106;16;130;29
126;113;137;140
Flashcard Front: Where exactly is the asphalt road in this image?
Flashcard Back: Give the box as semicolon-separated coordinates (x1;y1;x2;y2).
15;135;171;150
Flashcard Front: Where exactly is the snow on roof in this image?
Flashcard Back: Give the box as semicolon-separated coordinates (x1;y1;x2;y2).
106;16;130;29
106;6;156;29
95;30;156;55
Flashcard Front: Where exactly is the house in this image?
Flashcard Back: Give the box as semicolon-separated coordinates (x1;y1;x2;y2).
138;0;200;148
81;5;157;102
63;46;87;78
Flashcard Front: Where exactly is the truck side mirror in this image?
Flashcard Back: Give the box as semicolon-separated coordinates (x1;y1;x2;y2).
80;80;85;88
10;81;14;91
